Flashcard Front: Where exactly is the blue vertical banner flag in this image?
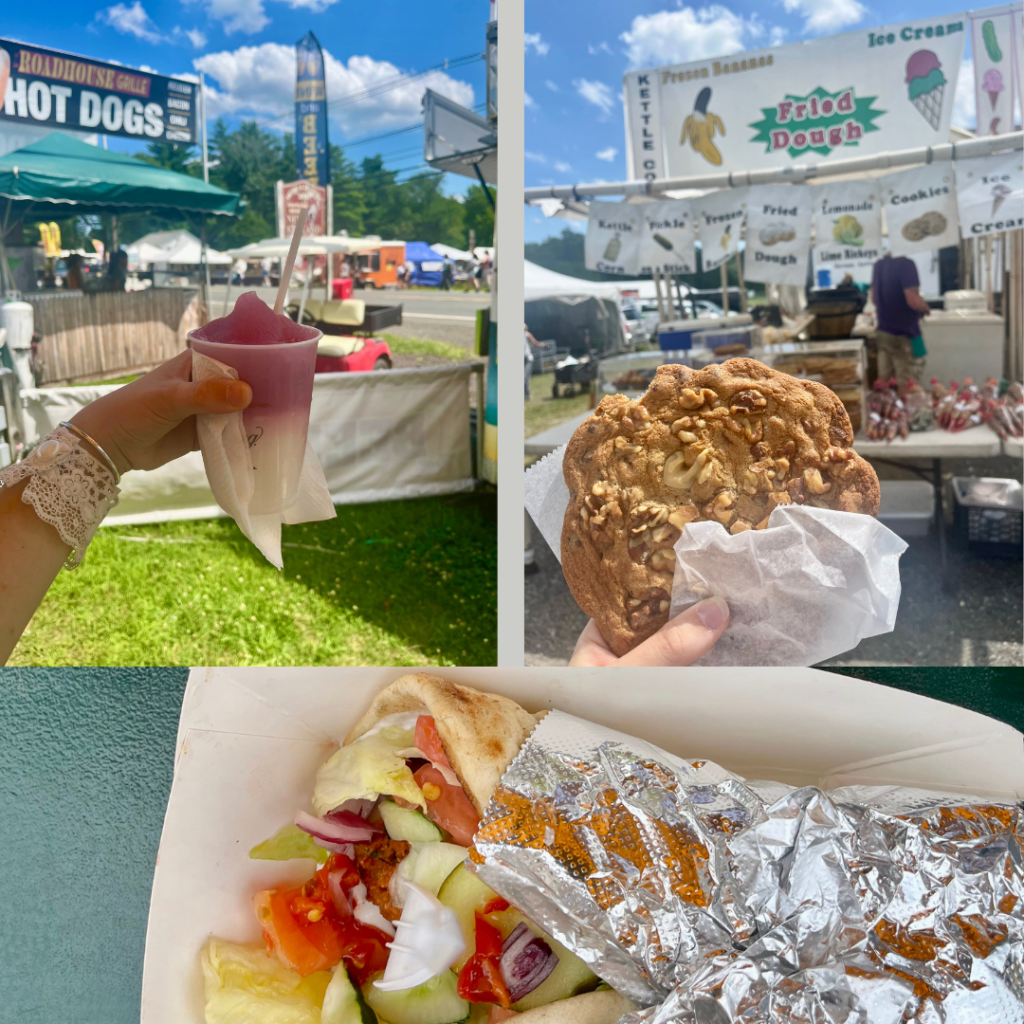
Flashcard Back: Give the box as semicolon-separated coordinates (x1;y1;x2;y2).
294;31;329;186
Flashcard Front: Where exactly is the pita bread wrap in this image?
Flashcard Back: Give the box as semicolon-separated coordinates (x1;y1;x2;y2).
346;673;541;815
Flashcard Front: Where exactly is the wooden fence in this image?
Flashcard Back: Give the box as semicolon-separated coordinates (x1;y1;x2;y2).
26;288;203;385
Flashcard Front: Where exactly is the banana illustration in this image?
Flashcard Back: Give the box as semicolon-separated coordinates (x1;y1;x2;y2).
682;87;725;166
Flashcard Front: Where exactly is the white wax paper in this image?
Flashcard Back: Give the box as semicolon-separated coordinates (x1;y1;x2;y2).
524;445;907;665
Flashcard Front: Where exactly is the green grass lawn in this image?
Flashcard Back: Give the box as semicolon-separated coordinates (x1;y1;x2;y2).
12;492;496;667
526;370;593;438
381;335;470;361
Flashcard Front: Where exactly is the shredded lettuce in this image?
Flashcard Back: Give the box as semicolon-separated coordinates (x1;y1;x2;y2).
201;938;331;1024
250;824;329;864
313;734;425;817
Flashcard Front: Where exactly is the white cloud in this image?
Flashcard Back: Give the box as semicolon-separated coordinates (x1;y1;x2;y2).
195;43;474;133
554;160;571;172
185;27;207;47
781;0;866;34
952;56;976;131
545;80;559;92
182;0;269;35
525;151;547;163
620;6;767;67
525;32;550;56
596;146;617;161
574;78;615;115
769;26;788;46
525;91;536;108
97;1;163;44
588;42;613;56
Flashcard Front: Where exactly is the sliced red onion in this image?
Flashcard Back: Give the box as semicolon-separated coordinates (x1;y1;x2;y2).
314;839;355;856
327;869;352;919
295;809;377;844
324;798;377;821
500;923;558;1002
323;808;383;833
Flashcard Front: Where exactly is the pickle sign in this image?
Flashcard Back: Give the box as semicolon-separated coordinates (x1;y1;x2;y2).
749;86;884;160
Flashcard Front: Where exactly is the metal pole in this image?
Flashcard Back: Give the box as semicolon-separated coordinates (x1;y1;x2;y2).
298;254;313;323
735;251;747;313
720;262;729;315
199;72;209;184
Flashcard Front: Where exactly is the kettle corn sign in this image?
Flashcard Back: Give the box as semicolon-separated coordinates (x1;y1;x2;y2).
0;39;197;143
623;14;966;180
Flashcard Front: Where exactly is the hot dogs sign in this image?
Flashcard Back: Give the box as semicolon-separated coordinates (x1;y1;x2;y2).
0;39;197;144
624;14;966;181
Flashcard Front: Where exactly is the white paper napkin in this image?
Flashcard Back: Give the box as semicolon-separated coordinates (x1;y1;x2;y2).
525;444;908;665
192;351;336;569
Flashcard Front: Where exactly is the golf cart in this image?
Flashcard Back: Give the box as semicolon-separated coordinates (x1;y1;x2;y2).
284;297;401;373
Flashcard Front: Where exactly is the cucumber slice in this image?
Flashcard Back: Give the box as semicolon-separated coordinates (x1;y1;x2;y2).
363;971;470;1024
322;966;376;1024
393;843;470;906
436;864;599;1011
380;801;443;843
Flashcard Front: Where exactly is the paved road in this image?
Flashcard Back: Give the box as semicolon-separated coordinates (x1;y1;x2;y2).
207;285;490;351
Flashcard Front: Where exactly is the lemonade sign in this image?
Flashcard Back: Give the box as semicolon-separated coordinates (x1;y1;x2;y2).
749;87;885;159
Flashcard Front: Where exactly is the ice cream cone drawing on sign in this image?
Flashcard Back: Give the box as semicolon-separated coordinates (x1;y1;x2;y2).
992;182;1012;216
982;69;1004;111
0;48;10;109
905;50;946;130
682;87;725;166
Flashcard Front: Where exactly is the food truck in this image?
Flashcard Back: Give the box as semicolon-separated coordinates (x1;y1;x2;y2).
352;241;405;289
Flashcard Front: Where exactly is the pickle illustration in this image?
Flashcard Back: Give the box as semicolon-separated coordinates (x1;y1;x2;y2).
653;233;674;251
982;20;1003;63
604;235;622;261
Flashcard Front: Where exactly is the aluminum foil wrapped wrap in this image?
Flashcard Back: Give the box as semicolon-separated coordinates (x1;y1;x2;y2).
472;711;1024;1024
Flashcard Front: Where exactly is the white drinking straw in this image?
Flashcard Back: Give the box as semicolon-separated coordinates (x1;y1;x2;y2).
273;205;309;315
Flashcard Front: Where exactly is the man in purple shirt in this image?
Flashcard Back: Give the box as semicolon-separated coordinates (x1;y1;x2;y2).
869;254;932;385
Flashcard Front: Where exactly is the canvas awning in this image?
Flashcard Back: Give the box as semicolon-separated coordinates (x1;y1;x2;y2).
126;229;232;267
0;132;240;222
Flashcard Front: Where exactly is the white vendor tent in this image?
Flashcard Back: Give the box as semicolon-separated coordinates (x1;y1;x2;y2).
431;243;473;261
524;260;623;302
126;230;232;267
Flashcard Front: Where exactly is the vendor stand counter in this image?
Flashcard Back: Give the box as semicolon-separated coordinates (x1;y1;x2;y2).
854;426;1003;586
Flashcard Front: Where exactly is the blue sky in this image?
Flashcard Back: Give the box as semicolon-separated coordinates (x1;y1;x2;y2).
525;0;987;243
3;0;488;191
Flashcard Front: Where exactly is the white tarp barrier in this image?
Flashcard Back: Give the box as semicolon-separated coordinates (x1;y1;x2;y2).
955;149;1024;237
690;187;747;272
969;4;1022;139
584;200;643;275
637;199;696;275
623;14;966;181
743;184;813;286
880;161;960;256
809;178;884;287
20;365;476;524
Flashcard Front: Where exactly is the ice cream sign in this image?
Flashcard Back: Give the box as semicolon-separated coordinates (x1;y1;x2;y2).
750;87;884;159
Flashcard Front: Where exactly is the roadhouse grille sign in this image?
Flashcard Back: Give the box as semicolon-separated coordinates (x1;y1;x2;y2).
0;39;198;144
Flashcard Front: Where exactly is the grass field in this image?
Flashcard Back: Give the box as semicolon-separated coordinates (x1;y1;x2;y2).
525;370;592;438
12;492;496;667
380;335;470;360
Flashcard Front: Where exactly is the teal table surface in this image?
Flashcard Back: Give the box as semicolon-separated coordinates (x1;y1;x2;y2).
0;666;1020;1024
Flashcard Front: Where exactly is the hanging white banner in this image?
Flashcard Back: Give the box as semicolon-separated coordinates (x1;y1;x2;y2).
637;199;696;275
744;184;813;286
969;5;1020;137
955;149;1024;236
584;200;643;275
880;161;960;256
623;14;966;181
808;178;883;287
691;187;747;272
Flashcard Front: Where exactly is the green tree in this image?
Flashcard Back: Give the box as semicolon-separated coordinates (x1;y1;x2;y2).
329;142;365;237
135;140;201;177
462;183;494;248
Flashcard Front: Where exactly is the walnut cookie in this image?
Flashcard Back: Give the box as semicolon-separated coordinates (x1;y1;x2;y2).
560;358;880;656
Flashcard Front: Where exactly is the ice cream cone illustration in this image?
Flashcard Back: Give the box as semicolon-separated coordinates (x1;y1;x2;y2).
991;182;1012;216
905;50;946;130
0;48;10;110
682;87;725;166
982;68;1004;110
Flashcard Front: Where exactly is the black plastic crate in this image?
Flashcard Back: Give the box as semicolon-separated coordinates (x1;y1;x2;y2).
952;477;1023;557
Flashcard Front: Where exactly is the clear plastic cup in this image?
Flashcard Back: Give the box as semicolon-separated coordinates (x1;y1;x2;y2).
189;328;321;514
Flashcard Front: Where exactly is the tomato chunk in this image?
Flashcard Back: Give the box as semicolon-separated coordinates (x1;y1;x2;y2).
415;714;452;768
458;953;511;1007
413;764;480;847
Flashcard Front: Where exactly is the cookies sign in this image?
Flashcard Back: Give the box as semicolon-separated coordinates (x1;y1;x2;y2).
744;184;813;286
881;161;960;256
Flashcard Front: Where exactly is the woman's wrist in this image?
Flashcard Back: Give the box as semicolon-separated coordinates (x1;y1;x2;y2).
67;410;131;476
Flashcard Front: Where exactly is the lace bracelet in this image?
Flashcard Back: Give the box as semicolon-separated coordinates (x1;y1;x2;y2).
0;425;120;568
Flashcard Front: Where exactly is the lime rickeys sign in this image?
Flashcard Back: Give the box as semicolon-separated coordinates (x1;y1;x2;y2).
623;13;966;181
749;87;885;159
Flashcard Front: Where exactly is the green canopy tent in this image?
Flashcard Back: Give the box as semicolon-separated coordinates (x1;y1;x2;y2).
0;132;240;292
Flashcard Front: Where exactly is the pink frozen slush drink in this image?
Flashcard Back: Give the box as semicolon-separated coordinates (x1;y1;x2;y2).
190;292;321;514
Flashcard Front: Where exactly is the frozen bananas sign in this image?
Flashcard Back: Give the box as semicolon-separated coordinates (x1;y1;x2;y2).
881;161;960;256
690;188;747;273
584;201;643;275
955;150;1023;237
637;199;696;275
744;184;813;286
623;14;966;181
809;179;883;287
0;39;197;144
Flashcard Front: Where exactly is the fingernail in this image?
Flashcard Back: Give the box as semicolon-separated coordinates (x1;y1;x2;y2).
227;382;249;407
696;595;728;632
